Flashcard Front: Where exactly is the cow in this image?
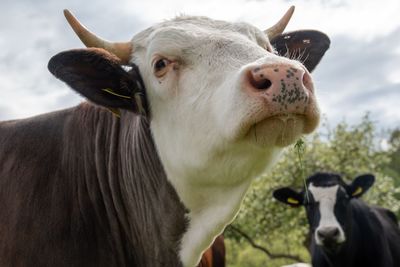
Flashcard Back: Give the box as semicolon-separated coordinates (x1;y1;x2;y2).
198;235;225;267
273;172;400;267
0;6;330;267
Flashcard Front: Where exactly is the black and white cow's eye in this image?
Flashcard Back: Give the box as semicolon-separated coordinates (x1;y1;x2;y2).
153;58;172;77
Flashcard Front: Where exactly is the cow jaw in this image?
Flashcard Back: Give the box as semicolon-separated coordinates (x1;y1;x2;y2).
244;115;306;147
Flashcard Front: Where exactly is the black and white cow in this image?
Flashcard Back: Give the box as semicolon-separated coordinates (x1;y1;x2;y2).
0;7;330;267
274;172;400;267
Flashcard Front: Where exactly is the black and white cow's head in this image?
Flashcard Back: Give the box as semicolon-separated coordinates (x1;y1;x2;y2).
273;172;375;251
48;7;330;266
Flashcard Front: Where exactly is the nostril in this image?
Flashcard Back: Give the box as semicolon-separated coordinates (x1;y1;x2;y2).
318;227;340;240
254;78;272;90
317;230;324;239
332;228;340;237
248;71;272;91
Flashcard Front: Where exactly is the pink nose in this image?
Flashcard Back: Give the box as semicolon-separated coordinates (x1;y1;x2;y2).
245;64;313;114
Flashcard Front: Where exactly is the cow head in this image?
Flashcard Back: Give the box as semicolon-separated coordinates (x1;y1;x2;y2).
48;7;329;187
273;172;375;252
48;7;330;266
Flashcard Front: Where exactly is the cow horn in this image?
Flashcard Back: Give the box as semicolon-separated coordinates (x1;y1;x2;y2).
63;9;132;64
264;6;295;40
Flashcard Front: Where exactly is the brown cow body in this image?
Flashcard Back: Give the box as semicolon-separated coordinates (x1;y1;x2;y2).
0;105;187;266
198;236;225;267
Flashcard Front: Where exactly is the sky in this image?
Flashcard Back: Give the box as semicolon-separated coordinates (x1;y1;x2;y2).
0;0;399;131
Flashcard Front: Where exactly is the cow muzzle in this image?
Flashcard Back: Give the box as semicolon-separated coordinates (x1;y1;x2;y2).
316;226;346;252
239;61;320;147
245;63;313;115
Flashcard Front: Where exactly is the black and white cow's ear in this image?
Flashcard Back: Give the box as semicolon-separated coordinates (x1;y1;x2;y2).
348;174;375;198
273;187;303;207
48;48;147;116
270;30;330;73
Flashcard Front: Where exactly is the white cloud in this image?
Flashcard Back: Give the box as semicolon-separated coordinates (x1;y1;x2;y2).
117;0;400;40
388;69;400;84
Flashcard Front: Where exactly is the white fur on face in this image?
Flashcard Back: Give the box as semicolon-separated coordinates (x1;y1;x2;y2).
308;184;346;245
130;16;317;267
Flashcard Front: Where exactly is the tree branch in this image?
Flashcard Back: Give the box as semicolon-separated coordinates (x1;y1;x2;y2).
228;225;305;263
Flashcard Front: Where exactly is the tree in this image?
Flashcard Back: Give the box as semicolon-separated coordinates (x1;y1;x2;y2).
386;128;400;180
225;115;400;267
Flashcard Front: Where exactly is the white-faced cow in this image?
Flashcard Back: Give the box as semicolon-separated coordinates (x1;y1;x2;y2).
274;172;400;267
0;7;330;267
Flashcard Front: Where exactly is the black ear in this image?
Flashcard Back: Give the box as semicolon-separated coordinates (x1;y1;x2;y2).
270;30;330;73
273;187;303;207
48;48;147;115
347;174;375;198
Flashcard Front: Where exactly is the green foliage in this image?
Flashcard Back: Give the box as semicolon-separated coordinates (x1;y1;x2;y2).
226;115;400;266
386;129;400;181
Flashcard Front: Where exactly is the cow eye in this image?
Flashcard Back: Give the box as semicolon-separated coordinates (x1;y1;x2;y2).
153;58;171;77
155;59;168;71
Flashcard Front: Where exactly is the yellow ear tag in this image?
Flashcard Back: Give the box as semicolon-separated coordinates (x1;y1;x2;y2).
287;197;299;205
102;88;131;99
352;186;363;196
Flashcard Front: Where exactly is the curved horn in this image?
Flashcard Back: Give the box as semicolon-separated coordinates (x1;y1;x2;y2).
264;6;295;40
63;9;132;64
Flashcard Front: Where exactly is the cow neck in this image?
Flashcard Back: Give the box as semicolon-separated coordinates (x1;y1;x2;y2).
344;200;389;267
158;146;277;266
160;147;278;266
177;180;251;267
64;103;188;267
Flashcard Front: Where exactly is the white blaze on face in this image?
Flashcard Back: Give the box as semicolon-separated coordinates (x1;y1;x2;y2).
308;184;346;245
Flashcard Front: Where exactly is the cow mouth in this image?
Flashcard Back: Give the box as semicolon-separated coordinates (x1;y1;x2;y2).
242;112;317;147
320;240;343;254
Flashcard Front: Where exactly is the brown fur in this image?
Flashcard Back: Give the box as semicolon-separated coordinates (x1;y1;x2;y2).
0;103;187;267
197;235;225;267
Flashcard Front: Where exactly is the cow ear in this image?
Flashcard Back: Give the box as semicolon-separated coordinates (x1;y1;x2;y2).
48;48;147;116
273;187;303;207
348;174;375;198
270;30;330;73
